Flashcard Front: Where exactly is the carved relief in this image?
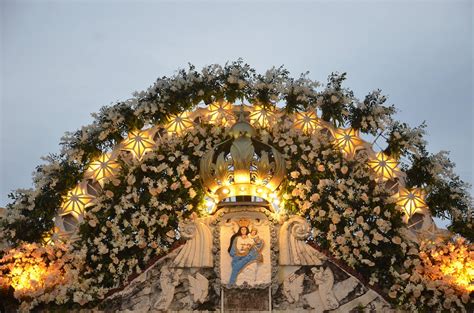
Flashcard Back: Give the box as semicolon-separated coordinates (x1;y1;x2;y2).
219;212;271;287
279;216;326;265
173;218;213;268
152;266;182;310
188;272;209;304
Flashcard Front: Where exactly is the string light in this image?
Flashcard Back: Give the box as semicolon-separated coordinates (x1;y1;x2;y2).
207;100;235;126
396;187;428;219
249;104;274;128
59;182;95;218
84;153;120;186
368;152;400;182
333;128;364;158
166;111;194;134
121;129;155;160
294;110;320;134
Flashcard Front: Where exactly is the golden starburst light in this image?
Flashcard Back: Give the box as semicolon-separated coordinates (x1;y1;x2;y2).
59;183;95;218
121;129;155;160
294;110;320;134
249;104;275;128
368;152;400;182
165;111;194;134
207;100;235;126
333;128;364;158
396;187;428;219
84;153;120;186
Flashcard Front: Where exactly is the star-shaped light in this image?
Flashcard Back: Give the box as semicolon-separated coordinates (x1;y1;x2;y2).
333;128;364;158
368;152;400;182
249;104;275;128
121;129;155;160
207;100;235;126
165;111;194;135
396;187;428;219
294;110;320;134
84;153;120;186
59;182;95;218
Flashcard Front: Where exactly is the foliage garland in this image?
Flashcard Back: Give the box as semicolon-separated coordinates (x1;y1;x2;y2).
0;60;472;312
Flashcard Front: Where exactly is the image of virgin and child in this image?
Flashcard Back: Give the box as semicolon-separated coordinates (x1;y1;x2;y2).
227;226;264;285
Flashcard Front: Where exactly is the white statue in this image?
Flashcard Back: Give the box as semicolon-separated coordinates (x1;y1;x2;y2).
188;272;209;303
283;272;305;303
279;216;326;265
304;267;339;311
173;216;213;267
153;266;182;310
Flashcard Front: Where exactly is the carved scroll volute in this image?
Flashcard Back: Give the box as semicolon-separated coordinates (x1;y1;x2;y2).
279;216;326;266
173;219;213;268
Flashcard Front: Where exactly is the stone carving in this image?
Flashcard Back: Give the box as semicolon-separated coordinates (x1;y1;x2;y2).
152;266;182;310
333;277;359;302
304;267;338;311
173;218;213;267
283;272;304;303
97;208;393;312
279;216;326;265
188;272;209;303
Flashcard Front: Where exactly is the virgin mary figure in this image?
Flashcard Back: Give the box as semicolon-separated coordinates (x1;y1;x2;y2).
227;226;264;285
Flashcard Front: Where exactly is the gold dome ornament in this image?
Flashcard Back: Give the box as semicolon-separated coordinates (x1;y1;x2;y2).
200;109;286;211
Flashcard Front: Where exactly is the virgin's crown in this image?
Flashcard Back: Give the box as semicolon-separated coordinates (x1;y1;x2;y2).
200;108;286;209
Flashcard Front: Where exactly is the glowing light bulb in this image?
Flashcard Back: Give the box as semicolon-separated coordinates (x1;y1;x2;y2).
368;152;400;182
333;128;364;158
207;100;235;126
294;110;320;134
249;104;275;128
84;153;120;186
166;111;194;134
396;187;428;219
121;129;155;160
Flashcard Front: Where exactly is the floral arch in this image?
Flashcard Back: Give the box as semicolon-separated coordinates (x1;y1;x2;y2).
0;61;472;312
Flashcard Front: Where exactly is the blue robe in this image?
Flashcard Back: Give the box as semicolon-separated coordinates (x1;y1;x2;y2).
228;237;263;285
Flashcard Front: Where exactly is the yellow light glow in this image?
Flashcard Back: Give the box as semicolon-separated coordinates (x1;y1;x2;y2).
84;153;120;186
368;152;400;182
396;187;428;219
166;111;194;135
441;260;474;292
10;263;47;292
294;110;320;134
422;238;474;293
121;129;155;160
208;100;235;126
249;104;274;128
59;183;95;218
333;128;364;158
